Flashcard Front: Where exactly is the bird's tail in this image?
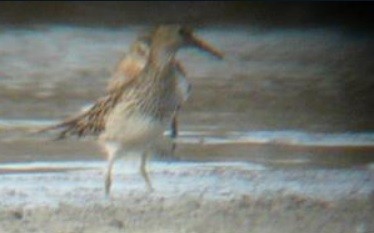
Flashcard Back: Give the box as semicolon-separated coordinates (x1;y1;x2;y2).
31;115;83;140
35;94;118;140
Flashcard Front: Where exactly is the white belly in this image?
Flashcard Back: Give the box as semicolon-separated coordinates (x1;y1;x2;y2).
176;72;191;102
101;108;164;150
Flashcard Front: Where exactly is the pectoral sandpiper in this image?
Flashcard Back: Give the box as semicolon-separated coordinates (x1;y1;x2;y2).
107;33;191;153
41;25;223;196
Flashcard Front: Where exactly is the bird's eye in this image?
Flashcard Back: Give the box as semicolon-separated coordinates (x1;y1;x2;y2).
178;27;190;37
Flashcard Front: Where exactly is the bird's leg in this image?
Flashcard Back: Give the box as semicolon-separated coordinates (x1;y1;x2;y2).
105;156;115;197
170;115;177;153
140;150;154;192
170;105;180;154
103;142;120;197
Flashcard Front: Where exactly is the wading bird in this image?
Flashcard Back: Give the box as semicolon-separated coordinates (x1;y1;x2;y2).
40;25;223;196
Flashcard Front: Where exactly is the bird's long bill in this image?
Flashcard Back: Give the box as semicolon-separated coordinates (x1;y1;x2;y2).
189;34;224;59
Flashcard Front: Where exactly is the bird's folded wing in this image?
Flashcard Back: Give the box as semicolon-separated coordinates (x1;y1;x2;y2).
37;94;121;140
39;45;149;140
107;43;149;94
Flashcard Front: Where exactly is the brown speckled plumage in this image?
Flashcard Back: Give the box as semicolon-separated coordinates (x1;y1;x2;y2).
43;92;122;139
40;25;223;197
45;34;189;142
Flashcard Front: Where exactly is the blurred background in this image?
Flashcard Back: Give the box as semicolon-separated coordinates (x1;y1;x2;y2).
0;1;373;29
0;4;373;233
0;2;373;168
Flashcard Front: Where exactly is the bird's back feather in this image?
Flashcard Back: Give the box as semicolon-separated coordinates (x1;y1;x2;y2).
38;92;123;140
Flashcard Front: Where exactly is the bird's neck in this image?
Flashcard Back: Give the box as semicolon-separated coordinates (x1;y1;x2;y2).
149;44;177;70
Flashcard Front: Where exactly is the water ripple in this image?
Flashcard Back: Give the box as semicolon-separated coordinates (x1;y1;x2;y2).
1;118;373;148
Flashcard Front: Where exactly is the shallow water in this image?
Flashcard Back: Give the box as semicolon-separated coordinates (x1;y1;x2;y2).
0;25;373;171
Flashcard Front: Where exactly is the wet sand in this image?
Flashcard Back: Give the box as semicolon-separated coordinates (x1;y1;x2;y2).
0;25;373;232
0;161;373;233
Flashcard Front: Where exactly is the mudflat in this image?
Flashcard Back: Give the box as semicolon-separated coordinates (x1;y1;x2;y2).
0;161;372;233
0;25;373;233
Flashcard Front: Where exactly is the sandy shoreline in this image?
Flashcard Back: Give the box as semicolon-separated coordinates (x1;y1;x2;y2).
0;24;373;233
0;161;372;233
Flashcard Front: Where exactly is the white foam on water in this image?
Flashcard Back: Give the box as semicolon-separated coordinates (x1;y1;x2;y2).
0;118;58;129
0;161;103;171
1;118;373;147
0;160;266;174
176;130;374;147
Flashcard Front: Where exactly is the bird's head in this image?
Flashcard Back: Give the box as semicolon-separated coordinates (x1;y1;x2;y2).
150;25;223;59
